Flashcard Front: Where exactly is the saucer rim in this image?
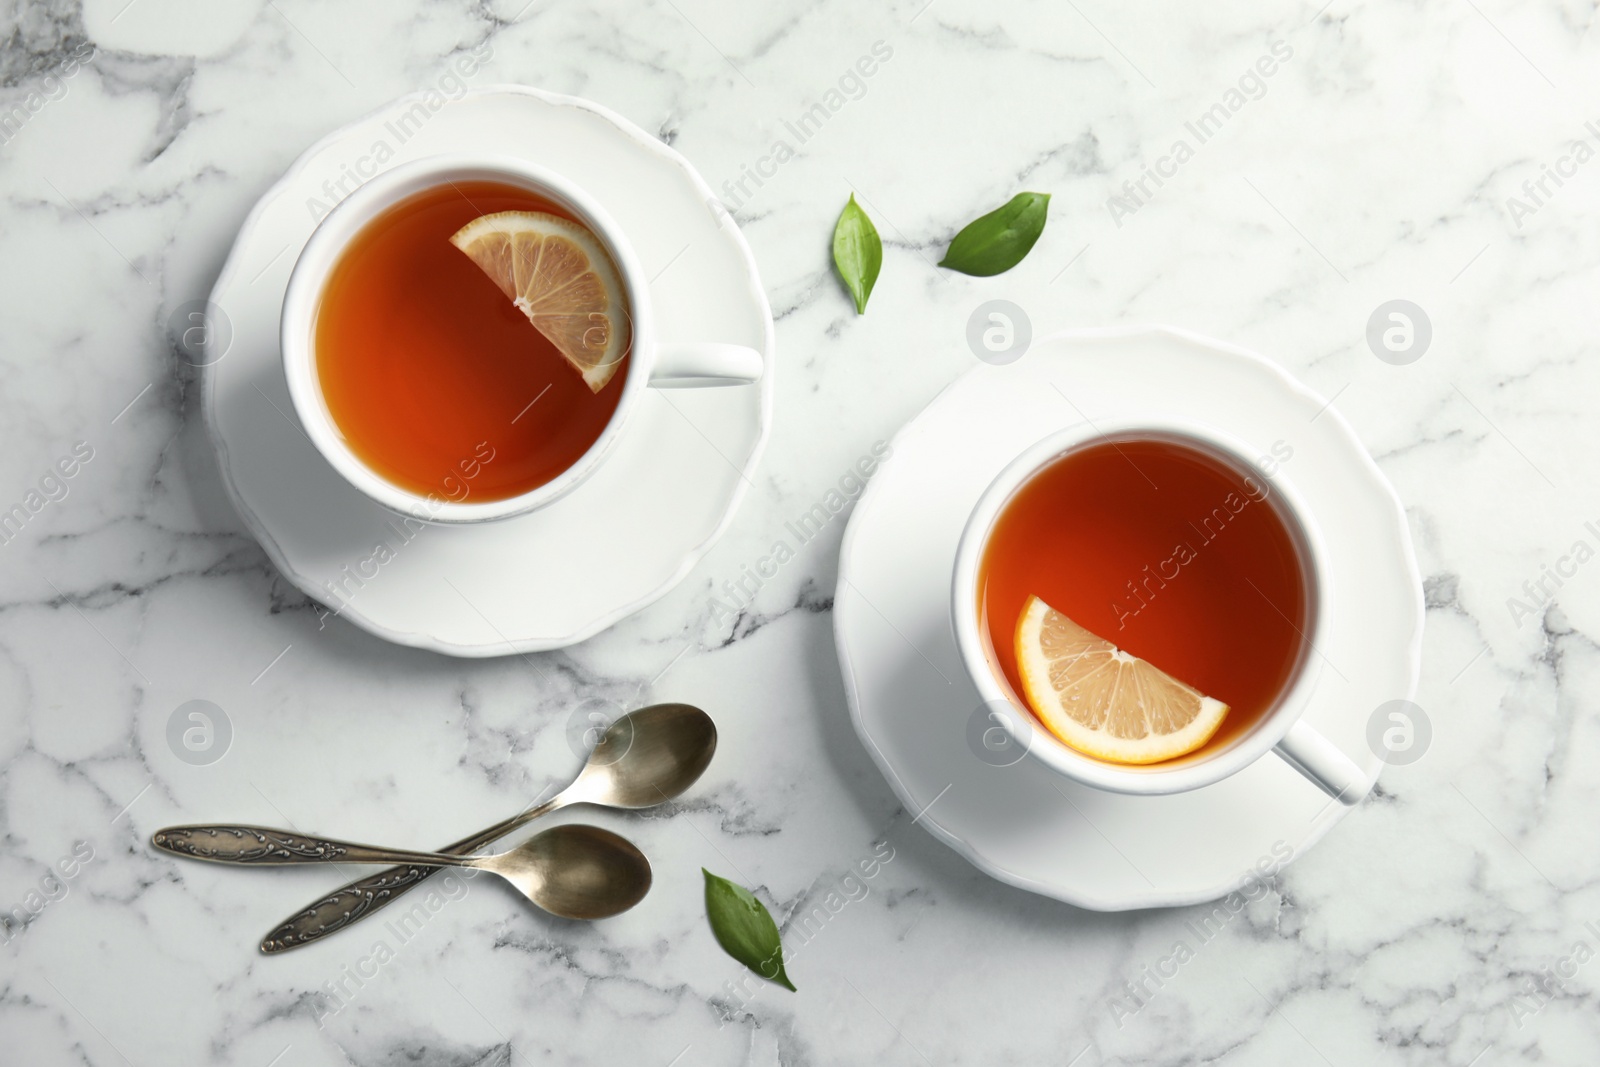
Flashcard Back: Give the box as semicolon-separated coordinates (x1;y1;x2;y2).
835;324;1425;910
203;84;775;657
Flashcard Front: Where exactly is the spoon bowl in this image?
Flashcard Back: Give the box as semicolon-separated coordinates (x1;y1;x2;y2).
577;702;719;809
490;823;652;920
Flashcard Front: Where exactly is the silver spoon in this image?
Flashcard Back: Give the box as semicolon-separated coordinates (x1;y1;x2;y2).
151;822;651;921
239;701;713;952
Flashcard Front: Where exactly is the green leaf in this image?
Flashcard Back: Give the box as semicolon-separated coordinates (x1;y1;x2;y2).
703;869;796;991
939;192;1051;276
831;193;882;314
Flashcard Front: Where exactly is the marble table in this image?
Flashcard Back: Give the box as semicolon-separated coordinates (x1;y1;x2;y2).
3;1;1597;1064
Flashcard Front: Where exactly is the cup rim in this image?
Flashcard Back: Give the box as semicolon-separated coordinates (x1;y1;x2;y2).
950;416;1331;796
280;153;651;524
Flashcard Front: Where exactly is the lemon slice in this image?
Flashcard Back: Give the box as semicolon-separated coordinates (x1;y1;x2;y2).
449;211;630;392
1015;596;1228;764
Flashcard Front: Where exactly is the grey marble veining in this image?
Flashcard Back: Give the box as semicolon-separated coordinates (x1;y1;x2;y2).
2;0;1599;1064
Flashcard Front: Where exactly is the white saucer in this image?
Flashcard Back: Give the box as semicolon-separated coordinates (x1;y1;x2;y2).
204;86;773;656
835;327;1423;910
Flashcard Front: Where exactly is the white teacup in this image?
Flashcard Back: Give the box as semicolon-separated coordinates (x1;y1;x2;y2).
281;154;763;524
951;417;1368;803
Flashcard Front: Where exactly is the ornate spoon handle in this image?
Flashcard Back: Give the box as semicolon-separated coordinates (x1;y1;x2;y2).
152;824;484;868
255;799;561;954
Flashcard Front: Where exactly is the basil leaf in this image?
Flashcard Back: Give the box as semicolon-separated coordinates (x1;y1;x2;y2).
939;192;1051;276
832;193;882;314
703;869;796;991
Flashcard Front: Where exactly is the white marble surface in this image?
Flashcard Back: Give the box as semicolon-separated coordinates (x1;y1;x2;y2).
2;0;1599;1064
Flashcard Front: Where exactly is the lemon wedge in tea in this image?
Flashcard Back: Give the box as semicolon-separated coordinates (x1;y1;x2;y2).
449;211;631;392
1015;595;1229;764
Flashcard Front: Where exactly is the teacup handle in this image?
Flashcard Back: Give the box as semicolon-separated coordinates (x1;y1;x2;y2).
649;342;764;388
1273;720;1368;805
